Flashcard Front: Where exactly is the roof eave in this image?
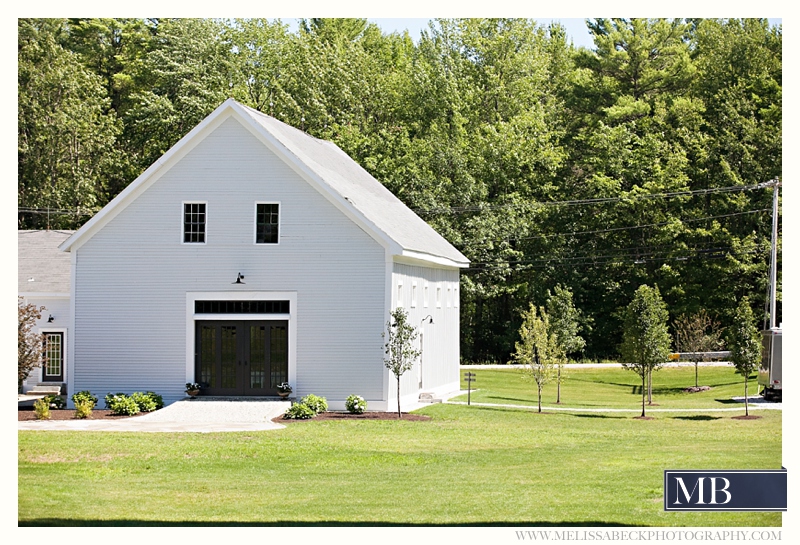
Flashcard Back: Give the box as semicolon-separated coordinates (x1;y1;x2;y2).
395;250;470;270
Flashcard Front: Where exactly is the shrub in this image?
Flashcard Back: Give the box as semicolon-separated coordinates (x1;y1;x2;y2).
283;403;315;420
130;391;161;412
104;392;127;409
105;393;141;416
345;394;367;414
72;390;98;409
44;394;65;409
145;391;164;410
33;398;50;420
300;394;328;414
74;399;93;419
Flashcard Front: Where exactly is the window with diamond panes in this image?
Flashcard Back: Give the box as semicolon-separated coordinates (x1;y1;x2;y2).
183;203;206;243
255;203;279;244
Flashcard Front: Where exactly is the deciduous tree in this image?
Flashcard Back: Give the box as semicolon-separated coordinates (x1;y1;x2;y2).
546;285;586;403
673;310;724;388
514;304;563;412
18;298;45;390
620;285;671;417
383;307;421;418
728;297;762;417
18;18;121;229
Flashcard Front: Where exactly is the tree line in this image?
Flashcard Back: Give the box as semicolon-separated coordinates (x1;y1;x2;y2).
18;18;782;360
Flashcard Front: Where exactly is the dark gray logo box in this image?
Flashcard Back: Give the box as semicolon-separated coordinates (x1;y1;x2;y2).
664;469;786;511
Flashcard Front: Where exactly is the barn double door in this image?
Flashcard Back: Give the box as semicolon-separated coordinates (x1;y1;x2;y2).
195;320;288;396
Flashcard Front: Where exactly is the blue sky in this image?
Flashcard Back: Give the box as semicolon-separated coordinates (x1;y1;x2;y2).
284;18;782;50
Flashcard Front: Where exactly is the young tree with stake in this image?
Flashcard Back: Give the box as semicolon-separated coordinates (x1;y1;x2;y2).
728;297;762;417
674;310;724;389
546;285;586;403
383;307;421;418
514;304;562;413
620;285;671;418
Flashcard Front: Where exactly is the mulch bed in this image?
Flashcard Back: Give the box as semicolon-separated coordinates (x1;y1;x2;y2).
684;386;712;393
18;407;137;421
273;411;431;424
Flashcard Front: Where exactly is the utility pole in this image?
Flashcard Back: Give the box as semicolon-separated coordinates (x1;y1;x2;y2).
769;178;781;329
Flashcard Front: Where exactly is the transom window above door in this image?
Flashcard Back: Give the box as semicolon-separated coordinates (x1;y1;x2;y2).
255;202;280;244
183;202;206;243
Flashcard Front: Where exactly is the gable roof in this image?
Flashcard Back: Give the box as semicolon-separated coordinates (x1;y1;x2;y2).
60;99;468;268
19;230;74;294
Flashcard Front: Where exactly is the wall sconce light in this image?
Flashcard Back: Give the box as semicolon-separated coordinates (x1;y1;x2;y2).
47;315;54;323
421;315;434;325
233;273;245;284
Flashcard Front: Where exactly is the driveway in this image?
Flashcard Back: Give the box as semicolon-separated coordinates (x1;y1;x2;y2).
18;399;291;433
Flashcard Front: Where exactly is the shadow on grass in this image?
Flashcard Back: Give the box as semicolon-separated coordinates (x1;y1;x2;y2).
570;376;742;392
488;396;540;404
715;398;744;405
569;376;639;390
19;519;638;527
569;413;628;420
672;415;723;421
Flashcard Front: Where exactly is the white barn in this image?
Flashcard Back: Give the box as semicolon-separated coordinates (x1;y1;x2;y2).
59;99;468;411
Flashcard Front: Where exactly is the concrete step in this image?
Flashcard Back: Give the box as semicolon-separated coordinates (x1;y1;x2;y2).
418;392;442;404
26;384;62;395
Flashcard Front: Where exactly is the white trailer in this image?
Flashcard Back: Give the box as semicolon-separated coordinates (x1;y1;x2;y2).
758;327;782;401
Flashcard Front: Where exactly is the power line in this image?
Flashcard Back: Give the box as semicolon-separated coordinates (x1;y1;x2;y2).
464;246;760;271
414;183;771;215
504;208;770;242
466;242;749;268
18;207;96;216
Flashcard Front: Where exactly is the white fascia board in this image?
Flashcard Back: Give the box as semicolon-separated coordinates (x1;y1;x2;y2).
231;103;401;256
59;99;240;253
395;251;469;270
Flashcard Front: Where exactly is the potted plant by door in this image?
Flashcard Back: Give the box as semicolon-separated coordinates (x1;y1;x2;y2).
277;382;292;399
185;382;201;398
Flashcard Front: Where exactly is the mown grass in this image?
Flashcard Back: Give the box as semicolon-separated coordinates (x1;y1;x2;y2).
454;365;755;410
19;367;781;527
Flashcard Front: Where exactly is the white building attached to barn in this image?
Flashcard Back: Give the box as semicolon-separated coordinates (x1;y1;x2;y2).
59;99;468;411
18;230;74;395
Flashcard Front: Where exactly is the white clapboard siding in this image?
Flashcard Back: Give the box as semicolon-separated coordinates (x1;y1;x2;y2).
73;117;386;403
390;262;460;403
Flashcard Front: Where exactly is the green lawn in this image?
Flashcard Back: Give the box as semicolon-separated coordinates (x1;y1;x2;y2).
455;365;758;410
19;367;781;526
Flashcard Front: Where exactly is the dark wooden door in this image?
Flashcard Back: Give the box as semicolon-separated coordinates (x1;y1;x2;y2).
195;321;288;396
